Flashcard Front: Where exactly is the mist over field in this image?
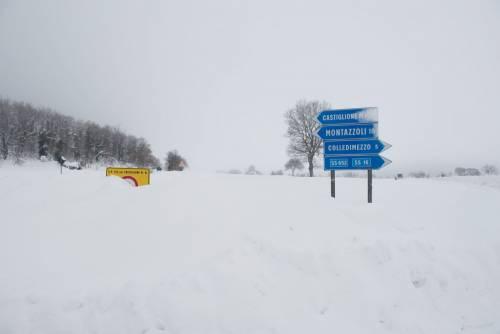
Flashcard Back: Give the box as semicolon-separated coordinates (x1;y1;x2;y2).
1;0;499;172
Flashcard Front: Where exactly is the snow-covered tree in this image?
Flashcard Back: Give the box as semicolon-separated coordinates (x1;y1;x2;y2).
165;150;188;171
0;97;159;167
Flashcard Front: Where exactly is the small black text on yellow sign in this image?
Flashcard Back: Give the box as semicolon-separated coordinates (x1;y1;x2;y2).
106;167;150;187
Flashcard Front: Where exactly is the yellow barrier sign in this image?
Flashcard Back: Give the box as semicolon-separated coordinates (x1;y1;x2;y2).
106;167;150;187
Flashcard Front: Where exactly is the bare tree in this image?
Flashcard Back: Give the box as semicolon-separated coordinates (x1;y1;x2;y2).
245;165;261;175
285;100;329;177
482;164;498;175
284;158;304;176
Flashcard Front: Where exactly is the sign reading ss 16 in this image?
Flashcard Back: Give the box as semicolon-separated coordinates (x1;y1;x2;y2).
323;139;391;155
317;123;378;140
317;107;378;125
324;155;391;170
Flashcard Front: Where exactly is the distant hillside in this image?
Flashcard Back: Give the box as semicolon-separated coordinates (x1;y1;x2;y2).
0;97;160;167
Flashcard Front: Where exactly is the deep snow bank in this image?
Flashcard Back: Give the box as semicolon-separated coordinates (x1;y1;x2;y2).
1;163;500;333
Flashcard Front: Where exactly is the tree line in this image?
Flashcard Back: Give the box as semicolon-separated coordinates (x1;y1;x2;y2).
0;98;160;167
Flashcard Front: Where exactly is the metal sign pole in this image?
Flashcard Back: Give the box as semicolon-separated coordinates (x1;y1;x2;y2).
368;169;372;203
331;170;335;198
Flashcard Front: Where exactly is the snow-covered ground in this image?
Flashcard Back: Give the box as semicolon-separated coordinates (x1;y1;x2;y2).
1;162;500;333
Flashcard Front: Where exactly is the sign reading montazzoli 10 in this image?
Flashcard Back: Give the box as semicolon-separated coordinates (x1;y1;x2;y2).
316;107;391;170
106;167;150;187
317;123;378;140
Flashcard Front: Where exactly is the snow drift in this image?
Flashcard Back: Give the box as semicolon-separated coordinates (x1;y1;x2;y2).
1;162;500;333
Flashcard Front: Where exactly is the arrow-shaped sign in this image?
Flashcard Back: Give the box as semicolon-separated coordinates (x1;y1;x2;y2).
317;107;378;125
323;139;391;156
317;123;378;140
324;155;391;170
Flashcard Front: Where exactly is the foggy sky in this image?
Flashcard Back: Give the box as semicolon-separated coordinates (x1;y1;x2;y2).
1;0;499;173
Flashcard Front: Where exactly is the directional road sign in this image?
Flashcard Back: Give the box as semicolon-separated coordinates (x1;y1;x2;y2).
323;139;391;156
324;155;391;170
317;123;378;140
317;107;378;125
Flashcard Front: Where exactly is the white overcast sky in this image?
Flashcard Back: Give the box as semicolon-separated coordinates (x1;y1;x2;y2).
1;0;499;173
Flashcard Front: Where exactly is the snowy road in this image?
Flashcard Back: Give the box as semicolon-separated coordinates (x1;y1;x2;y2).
1;163;500;333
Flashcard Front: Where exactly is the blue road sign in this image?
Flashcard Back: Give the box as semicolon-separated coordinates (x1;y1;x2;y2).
324;155;391;170
317;107;378;125
317;123;378;140
323;139;391;156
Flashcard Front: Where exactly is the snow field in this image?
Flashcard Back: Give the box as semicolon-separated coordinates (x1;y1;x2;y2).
1;163;500;333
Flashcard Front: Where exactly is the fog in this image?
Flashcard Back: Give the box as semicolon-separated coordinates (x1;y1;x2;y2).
1;0;499;173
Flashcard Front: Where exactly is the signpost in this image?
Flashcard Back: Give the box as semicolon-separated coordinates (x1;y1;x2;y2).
316;107;391;203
